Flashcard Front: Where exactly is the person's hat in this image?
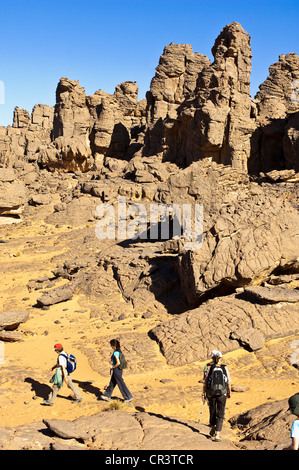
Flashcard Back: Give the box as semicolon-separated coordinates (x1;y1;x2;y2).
53;343;63;350
288;393;299;416
210;350;222;358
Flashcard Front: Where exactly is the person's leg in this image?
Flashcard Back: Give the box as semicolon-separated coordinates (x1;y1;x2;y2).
44;384;59;405
208;397;216;435
113;368;133;401
101;371;117;400
66;375;82;402
214;395;227;441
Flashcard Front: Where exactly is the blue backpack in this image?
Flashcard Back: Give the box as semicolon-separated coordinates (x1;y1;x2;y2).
60;352;77;374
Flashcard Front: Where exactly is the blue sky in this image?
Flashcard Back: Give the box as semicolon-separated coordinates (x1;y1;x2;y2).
0;0;298;126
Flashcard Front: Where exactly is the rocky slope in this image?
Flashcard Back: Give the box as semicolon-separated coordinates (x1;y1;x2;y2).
0;22;298;451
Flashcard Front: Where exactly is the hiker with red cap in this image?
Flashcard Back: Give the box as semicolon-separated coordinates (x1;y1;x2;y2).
43;343;82;406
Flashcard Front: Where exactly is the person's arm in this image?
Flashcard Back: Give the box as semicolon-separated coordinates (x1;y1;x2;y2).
202;365;209;402
110;351;120;370
58;354;69;385
224;366;231;398
283;437;299;450
284;421;299;450
61;364;69;385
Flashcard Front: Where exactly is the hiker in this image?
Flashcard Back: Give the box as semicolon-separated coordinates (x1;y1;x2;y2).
43;343;82;406
283;393;299;450
202;350;231;442
100;339;133;403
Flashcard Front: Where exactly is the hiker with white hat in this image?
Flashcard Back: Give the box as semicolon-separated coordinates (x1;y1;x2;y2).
202;350;231;442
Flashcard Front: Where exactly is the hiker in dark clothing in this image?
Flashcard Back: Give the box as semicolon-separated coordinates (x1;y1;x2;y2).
100;339;133;403
283;393;299;450
202;350;231;442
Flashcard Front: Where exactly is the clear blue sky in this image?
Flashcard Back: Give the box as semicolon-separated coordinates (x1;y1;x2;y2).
0;0;298;126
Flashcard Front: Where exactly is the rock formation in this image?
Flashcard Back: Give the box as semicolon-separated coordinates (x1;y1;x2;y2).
145;22;255;170
249;53;299;173
1;22;298;175
0;21;298;451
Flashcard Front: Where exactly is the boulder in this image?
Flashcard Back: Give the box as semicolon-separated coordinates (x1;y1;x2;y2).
0;169;27;219
175;162;299;305
229;398;293;450
243;285;299;303
0;330;24;342
36;282;76;307
230;327;265;351
0;311;29;331
42;419;89;441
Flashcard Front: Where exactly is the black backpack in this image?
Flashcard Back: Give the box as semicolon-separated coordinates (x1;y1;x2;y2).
206;363;228;397
118;350;127;370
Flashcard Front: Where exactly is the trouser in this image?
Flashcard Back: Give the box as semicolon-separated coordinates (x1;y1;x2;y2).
47;374;81;404
103;367;133;400
208;394;227;431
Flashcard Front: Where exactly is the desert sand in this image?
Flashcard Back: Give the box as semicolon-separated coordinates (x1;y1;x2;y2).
0;214;298;444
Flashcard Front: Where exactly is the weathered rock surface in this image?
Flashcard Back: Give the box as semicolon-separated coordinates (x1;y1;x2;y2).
1;22;298;175
243;285;299;303
0;169;27;223
230;398;294;450
0;21;298;452
0;311;29;330
36;282;77;307
145;22;255;170
249;53;299;174
0;310;29;342
0;410;237;450
150;294;299;366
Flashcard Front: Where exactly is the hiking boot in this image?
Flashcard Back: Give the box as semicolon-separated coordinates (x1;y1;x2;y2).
209;426;216;437
100;394;110;402
42;400;53;406
213;431;222;442
72;398;82;404
124;397;133;403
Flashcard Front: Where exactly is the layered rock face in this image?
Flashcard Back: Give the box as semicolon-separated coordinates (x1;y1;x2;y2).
0;22;298;174
145;22;254;170
0;78;146;173
249;53;299;173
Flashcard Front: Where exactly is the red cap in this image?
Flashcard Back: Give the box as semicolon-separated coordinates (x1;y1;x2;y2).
53;343;63;350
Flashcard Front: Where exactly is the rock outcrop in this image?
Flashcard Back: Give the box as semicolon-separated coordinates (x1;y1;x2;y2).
145;22;255;170
150;291;299;366
1;22;298;175
0;410;237;450
230;398;294;450
0;21;298;451
0;168;27;223
249;53;299;173
0;310;29;342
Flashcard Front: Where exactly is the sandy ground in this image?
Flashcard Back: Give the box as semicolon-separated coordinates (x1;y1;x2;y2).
0;217;298;442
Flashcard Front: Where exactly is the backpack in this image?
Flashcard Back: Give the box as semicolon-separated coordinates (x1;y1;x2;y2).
289;393;299;416
118;350;127;370
206;363;228;397
60;352;77;374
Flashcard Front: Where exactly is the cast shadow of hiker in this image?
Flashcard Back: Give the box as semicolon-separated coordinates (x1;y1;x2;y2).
25;377;52;400
138;410;211;438
72;379;104;400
